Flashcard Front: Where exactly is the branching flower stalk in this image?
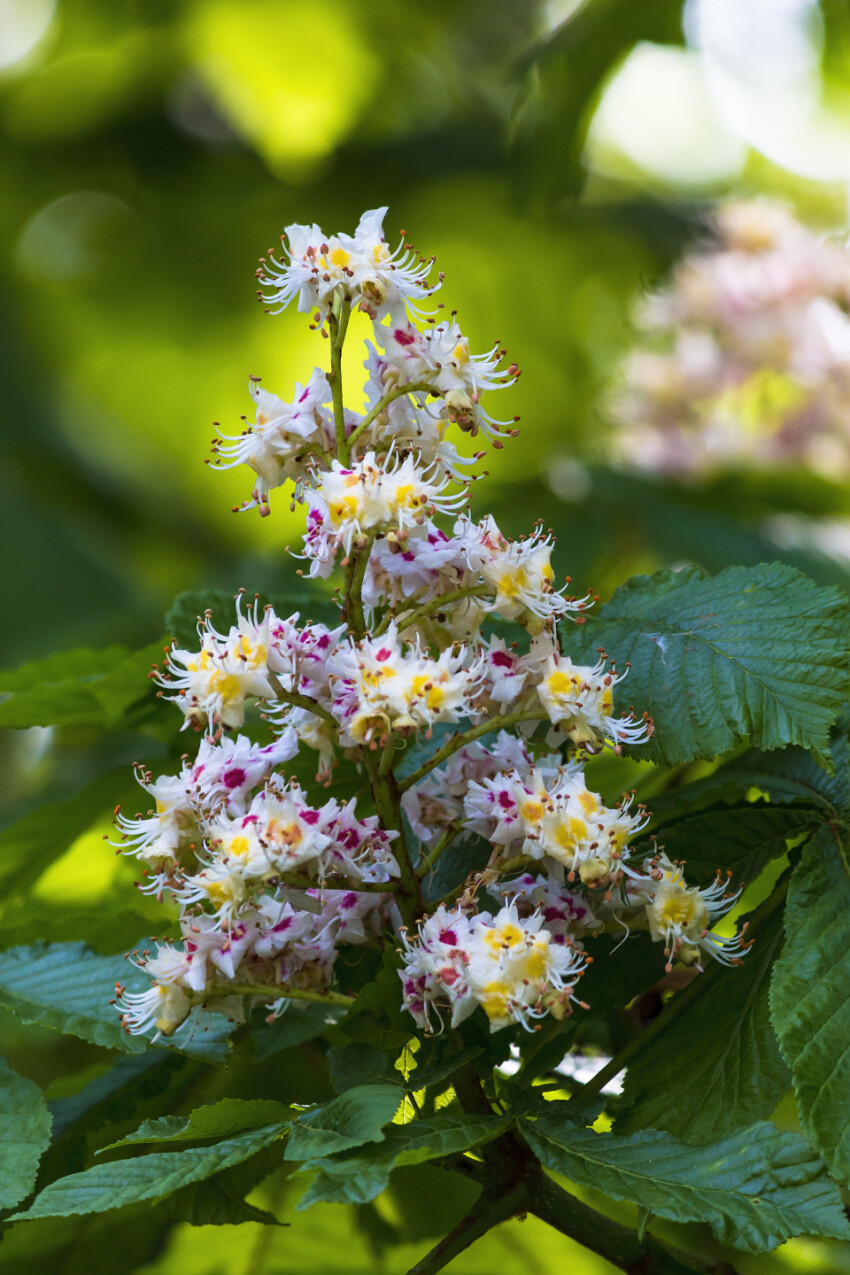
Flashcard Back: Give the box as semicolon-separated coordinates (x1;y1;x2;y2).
109;207;753;1267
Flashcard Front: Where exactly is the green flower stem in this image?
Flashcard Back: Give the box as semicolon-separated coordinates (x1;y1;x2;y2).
328;297;352;465
265;674;336;725
373;585;493;639
198;981;355;1009
377;735;397;778
399;710;544;793
405;1183;530;1275
416;823;462;879
276;871;396;894
346;380;440;455
339;535;424;928
365;751;423;929
439;852;534;906
342;538;372;639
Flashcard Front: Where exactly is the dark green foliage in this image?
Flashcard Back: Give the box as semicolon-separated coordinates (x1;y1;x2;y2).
771;824;850;1186
520;1117;850;1251
645;801;816;886
0;769;142;901
296;1113;511;1209
101;1099;296;1150
165;588;337;651
11;1122;290;1220
0;643;165;730
0;1055;53;1211
283;1085;402;1162
617;901;790;1141
571;563;850;766
0;942;234;1061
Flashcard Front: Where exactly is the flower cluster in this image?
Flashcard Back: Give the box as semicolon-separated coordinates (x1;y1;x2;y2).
258;207;439;323
114;729;399;1039
400;903;587;1032
610;198;850;478
112;207;747;1049
463;764;648;888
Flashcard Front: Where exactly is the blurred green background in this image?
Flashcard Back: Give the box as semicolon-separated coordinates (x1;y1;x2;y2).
4;0;850;1269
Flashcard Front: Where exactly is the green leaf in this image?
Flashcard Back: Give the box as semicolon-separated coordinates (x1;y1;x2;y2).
101;1099;294;1151
328;1040;488;1100
0;769;140;901
651;735;850;820
770;824;850;1186
420;836;492;904
646;803;815;887
297;1114;511;1210
0;1055;52;1211
165;1174;283;1227
0;642;164;730
250;1002;345;1059
399;1041;485;1094
331;948;410;1050
617;900;789;1141
521;1117;850;1251
328;1043;401;1094
49;1053;175;1142
165;1139;288;1228
41;1054;186;1188
165;587;337;650
0;941;234;1062
299;1157;393;1208
11;1123;289;1220
284;1085;402;1162
571;564;850;766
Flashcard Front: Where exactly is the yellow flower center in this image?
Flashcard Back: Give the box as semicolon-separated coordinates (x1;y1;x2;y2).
479;981;510;1020
484;923;524;952
547;669;579;697
209;671;242;705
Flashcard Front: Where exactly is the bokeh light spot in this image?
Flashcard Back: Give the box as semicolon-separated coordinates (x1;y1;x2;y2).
185;0;380;176
587;42;746;188
15;192;135;282
0;0;55;72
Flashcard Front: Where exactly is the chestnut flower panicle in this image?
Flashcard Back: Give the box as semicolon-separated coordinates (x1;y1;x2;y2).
111;206;748;1051
610;197;850;479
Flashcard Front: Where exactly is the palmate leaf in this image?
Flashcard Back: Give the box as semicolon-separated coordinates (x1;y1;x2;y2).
0;768;141;901
616;900;789;1142
327;1043;407;1094
101;1099;294;1151
0;941;234;1062
521;1117;850;1252
284;1085;403;1162
297;1113;511;1210
0;1055;52;1211
165;586;338;650
770;823;850;1186
645;802;816;887
570;563;850;766
48;1052;175;1143
327;1040;484;1097
164;1175;282;1228
0;641;164;730
11;1122;289;1221
649;734;850;821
